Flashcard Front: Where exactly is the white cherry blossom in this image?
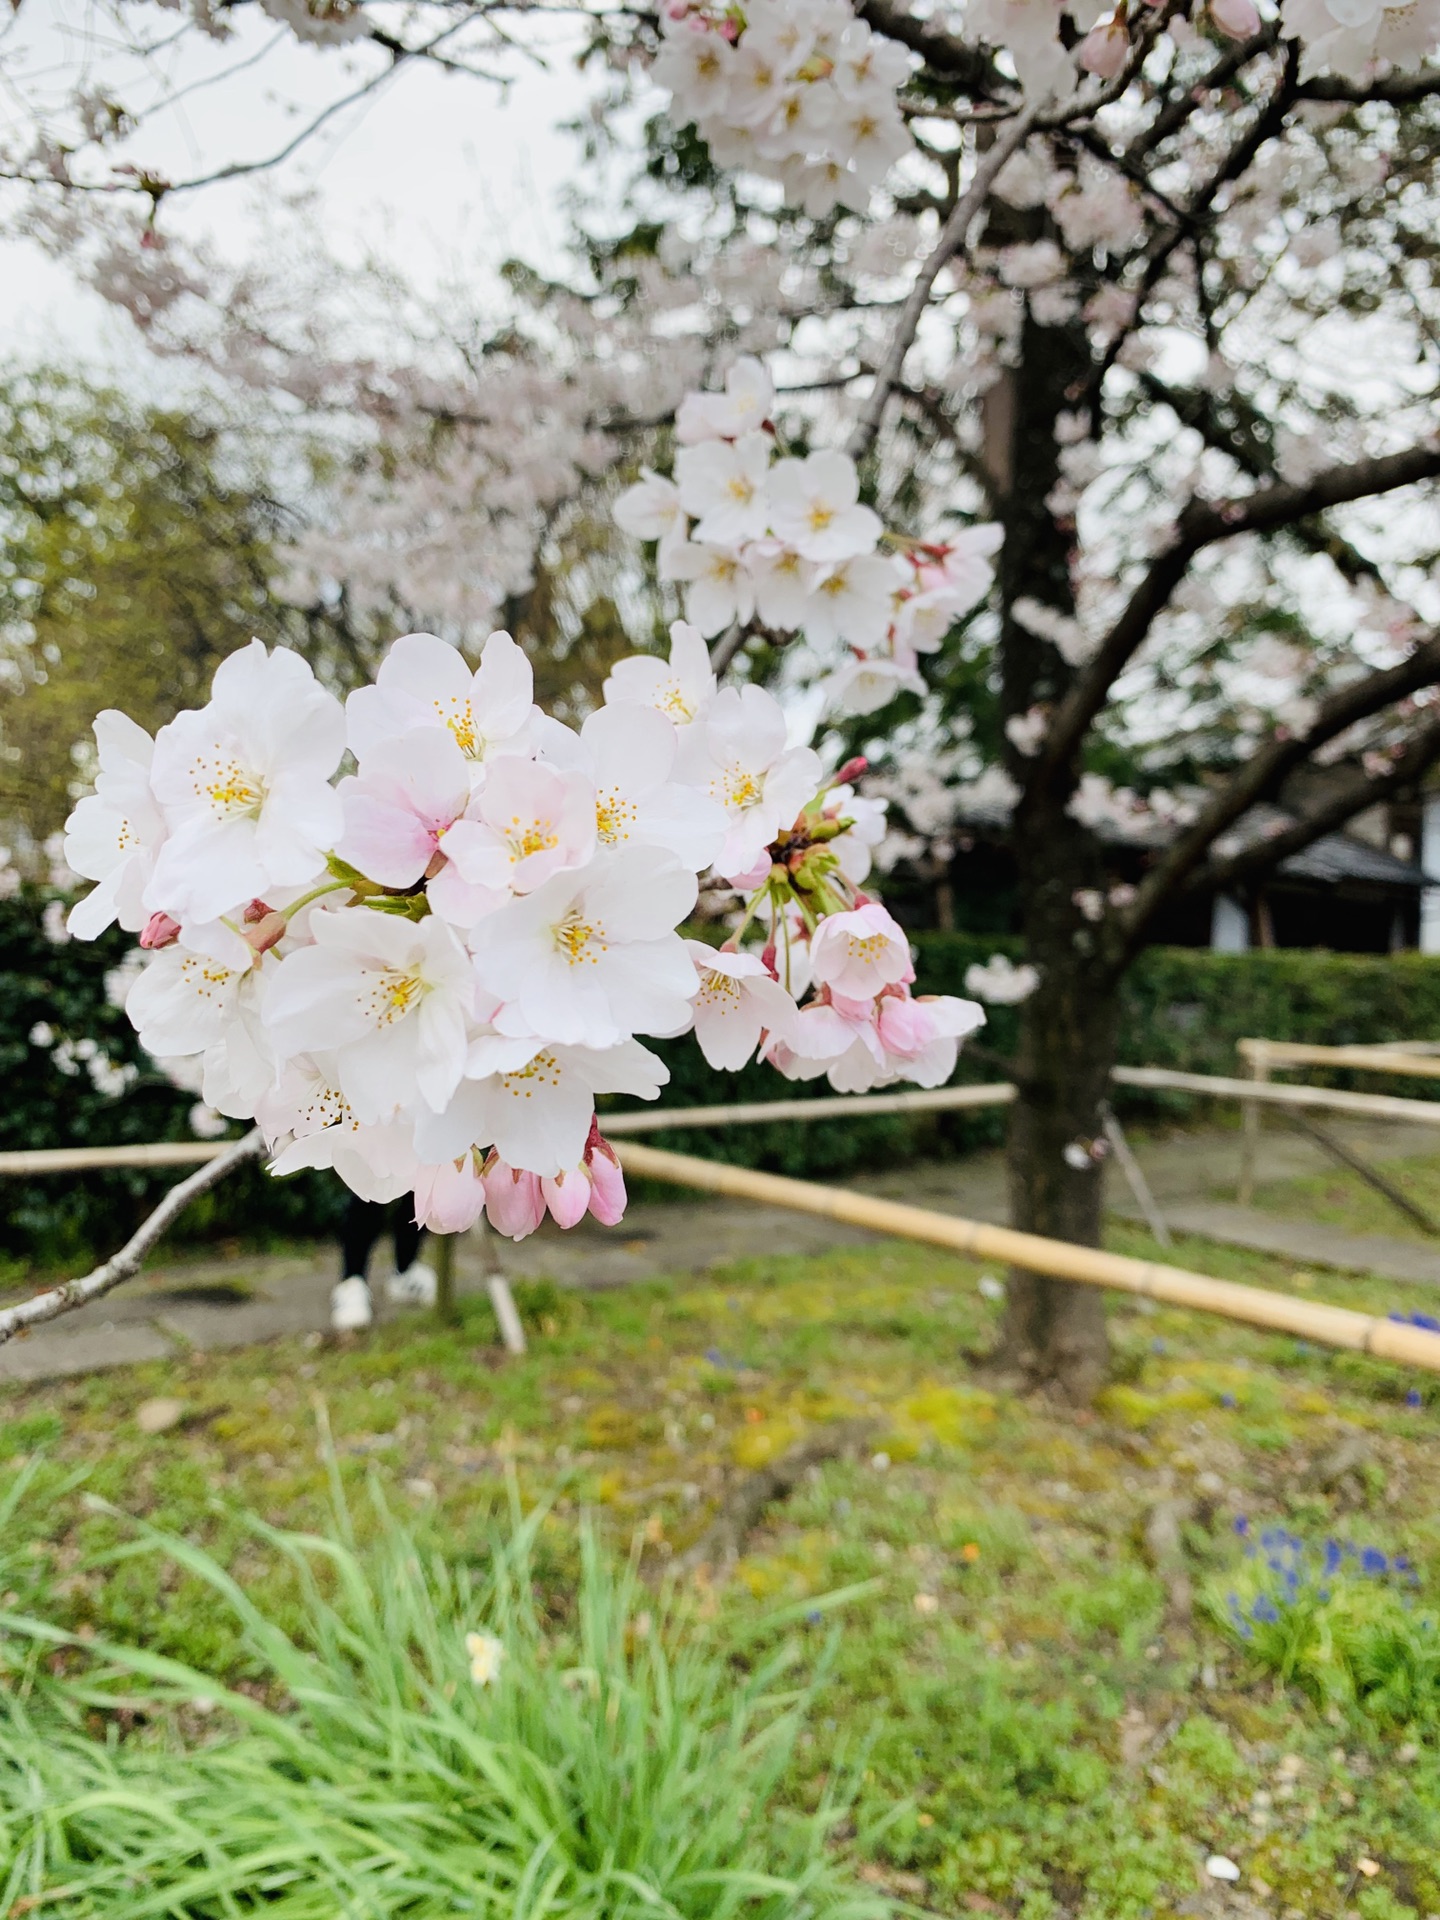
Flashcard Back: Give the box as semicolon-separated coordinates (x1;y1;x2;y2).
441;757;597;896
346;629;536;770
417;1036;667;1176
675;356;775;443
809;902;913;1000
675;431;773;546
677;684;824;880
64;712;167;938
473;847;699;1049
263;907;475;1122
766;451;882;563
603;619;717;728
145;640;344;926
667;540;757;636
541;702;727;868
684;941;798;1069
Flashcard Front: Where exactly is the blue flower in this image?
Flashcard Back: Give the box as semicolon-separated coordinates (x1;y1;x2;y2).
1323;1540;1343;1575
1361;1547;1389;1575
1221;1392;1237;1409
1233;1516;1250;1536
1253;1595;1281;1624
1407;1388;1423;1409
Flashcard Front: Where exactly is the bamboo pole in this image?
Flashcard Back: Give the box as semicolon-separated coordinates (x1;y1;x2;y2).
1238;1045;1268;1205
1238;1038;1440;1081
0;1142;229;1175
601;1082;1016;1133
1110;1065;1440;1126
612;1141;1440;1377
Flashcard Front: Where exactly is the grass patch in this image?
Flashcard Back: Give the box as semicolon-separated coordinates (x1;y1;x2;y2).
4;1210;1440;1915
1;1456;882;1920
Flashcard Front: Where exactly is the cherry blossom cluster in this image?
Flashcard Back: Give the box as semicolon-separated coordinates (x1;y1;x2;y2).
615;358;1001;716
62;625;983;1239
652;0;914;218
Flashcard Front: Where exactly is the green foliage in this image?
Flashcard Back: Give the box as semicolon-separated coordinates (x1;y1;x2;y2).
1207;1524;1440;1726
0;367;292;842
0;1474;883;1920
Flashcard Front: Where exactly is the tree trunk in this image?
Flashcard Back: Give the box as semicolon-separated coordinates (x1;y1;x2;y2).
997;950;1119;1405
983;280;1120;1401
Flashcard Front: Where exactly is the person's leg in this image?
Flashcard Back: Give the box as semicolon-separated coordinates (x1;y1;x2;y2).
385;1204;437;1306
392;1207;425;1275
340;1198;388;1280
332;1195;386;1330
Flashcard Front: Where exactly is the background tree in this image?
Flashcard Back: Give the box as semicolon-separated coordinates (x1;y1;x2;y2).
4;0;1440;1398
0;371;292;843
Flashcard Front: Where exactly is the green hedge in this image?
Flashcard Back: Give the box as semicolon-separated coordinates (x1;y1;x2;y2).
619;935;1440;1177
8;890;1440;1262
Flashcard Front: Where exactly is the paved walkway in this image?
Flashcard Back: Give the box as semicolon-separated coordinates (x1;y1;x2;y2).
2;1117;1437;1385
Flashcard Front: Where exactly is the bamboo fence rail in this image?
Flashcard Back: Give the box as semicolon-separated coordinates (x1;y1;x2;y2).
1238;1039;1440;1080
5;1061;1440;1179
613;1141;1440;1375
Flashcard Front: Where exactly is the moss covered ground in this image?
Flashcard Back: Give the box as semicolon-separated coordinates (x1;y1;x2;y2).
3;1176;1440;1919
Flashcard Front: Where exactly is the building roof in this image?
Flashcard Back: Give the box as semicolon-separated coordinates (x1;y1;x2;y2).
949;788;1433;889
1279;833;1428;889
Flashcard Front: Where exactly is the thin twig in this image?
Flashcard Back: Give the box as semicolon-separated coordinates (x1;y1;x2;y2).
1279;1112;1440;1238
0;1130;264;1348
846;99;1044;463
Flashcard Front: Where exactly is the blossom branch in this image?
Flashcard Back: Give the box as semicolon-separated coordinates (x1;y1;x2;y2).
1033;437;1440;790
1298;68;1440;103
846;99;1044;463
1113;633;1440;959
1168;711;1440;913
0;1130;263;1348
1135;372;1394;591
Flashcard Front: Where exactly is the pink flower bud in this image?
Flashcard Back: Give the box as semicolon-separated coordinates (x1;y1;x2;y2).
1078;18;1130;77
1209;0;1260;36
243;910;287;955
585;1139;628;1226
483;1161;546;1241
412;1158;487;1234
542;1168;592;1231
139;911;181;950
833;755;868;786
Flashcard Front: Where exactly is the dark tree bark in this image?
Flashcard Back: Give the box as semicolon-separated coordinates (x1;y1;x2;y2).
988;304;1119;1402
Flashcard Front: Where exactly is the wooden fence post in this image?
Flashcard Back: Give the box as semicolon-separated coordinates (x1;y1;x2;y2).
1238;1040;1269;1206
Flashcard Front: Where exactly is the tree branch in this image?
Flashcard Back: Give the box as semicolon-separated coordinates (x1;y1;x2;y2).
0;1130;264;1348
856;0;994;87
1033;437;1440;788
1298;68;1440;104
846;100;1044;462
1134;372;1391;590
1177;712;1440;907
1116;633;1440;953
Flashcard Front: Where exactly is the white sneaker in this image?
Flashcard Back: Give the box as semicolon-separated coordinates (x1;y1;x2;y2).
330;1277;374;1331
385;1261;437;1308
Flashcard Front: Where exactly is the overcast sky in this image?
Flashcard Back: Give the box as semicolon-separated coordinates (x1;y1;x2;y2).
0;0;599;380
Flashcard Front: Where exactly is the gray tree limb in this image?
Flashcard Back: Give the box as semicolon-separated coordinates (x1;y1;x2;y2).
1034;438;1440;790
1174;711;1440;908
1117;632;1440;951
0;1130;264;1348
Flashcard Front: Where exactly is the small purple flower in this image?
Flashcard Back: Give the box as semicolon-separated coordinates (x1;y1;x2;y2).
1407;1388;1423;1408
1253;1595;1281;1624
1221;1392;1237;1409
1233;1516;1250;1536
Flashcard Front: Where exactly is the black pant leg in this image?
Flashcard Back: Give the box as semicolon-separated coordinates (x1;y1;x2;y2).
392;1204;425;1275
340;1197;389;1281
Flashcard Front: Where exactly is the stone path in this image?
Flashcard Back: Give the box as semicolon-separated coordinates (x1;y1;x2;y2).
2;1117;1438;1386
